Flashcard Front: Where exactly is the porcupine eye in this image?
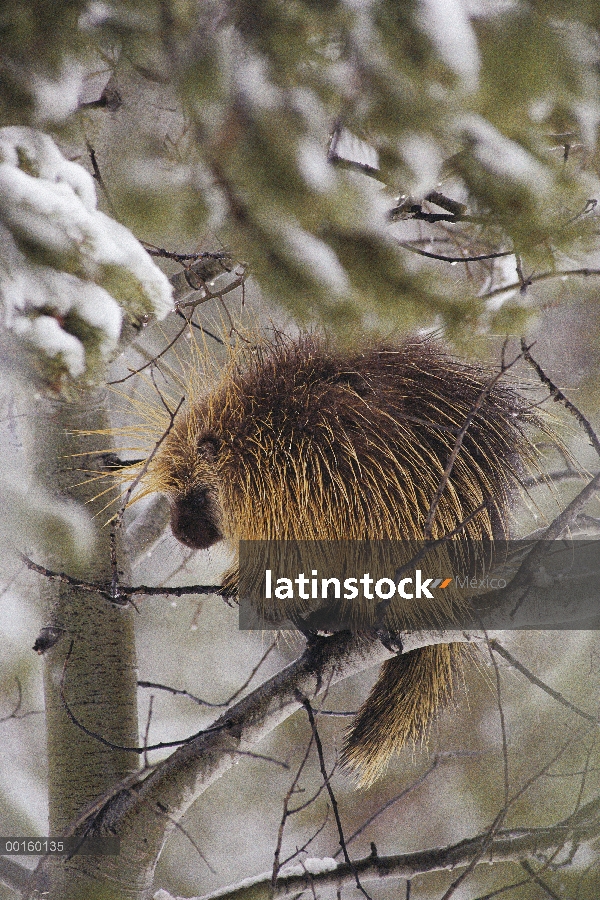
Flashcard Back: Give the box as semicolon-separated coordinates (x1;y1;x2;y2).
170;487;223;550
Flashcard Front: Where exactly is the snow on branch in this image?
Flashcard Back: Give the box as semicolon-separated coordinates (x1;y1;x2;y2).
152;790;600;900
0;127;173;390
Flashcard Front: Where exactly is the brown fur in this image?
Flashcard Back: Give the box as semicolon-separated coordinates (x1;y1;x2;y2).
149;333;539;784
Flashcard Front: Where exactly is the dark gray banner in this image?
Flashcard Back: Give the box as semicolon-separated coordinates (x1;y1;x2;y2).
238;540;600;631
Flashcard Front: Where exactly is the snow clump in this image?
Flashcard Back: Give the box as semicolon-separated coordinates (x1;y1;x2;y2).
0;127;173;389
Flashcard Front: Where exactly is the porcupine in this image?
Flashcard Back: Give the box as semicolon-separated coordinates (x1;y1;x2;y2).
149;333;538;785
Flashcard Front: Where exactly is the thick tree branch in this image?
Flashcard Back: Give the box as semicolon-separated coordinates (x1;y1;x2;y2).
77;629;484;895
68;610;599;895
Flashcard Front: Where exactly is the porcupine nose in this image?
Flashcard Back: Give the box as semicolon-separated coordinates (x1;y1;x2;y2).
170;488;223;550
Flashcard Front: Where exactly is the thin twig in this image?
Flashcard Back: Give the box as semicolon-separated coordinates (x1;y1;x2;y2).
108;320;191;385
522;468;589;488
486;633;510;808
572;739;596;816
191;788;600;899
21;554;225;602
399;242;513;264
335;753;473;854
0;677;42;723
175;272;247;311
300;695;372;900
506;470;600;602
273;707;339;881
142;244;233;265
176;308;224;345
490;640;599;726
155;801;216;874
423;341;525;539
278;809;330;870
224;639;279;706
439;725;588;900
288;764;336;816
230;750;289;769
59;640;227;753
521;339;600;459
115;393;184;530
519;860;562;900
471;877;532;899
143;695;154;769
60;641;290;766
86;141;115;213
482;268;600;301
0;677;23;723
138;681;227;709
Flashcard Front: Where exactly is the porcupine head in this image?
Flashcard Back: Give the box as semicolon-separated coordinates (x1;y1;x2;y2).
149;333;538;786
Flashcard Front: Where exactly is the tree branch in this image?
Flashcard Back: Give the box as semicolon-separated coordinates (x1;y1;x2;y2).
0;856;31;895
154;791;600;900
482;268;600;300
490;640;599;725
84;629;483;892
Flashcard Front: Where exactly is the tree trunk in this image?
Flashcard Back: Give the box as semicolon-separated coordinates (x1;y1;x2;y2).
26;391;140;900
